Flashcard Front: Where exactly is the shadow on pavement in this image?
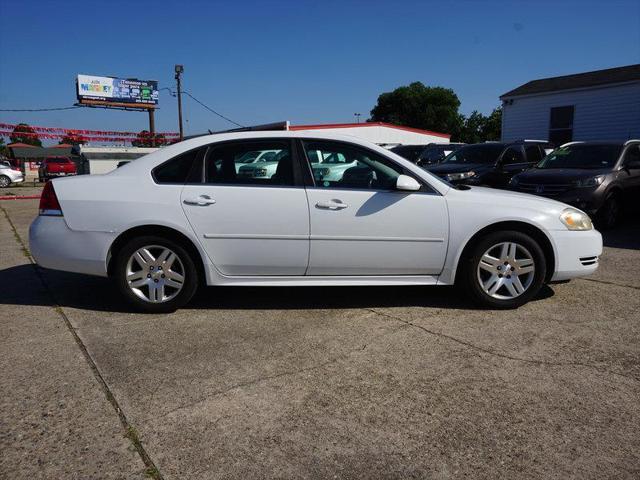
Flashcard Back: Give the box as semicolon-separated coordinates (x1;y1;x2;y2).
1;264;555;313
601;217;640;250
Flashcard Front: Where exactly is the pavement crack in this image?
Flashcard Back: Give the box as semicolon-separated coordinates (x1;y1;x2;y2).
159;321;409;419
579;277;640;290
366;307;639;383
1;204;165;480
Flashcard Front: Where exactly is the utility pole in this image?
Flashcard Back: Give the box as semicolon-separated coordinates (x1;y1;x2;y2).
175;64;184;141
148;109;155;146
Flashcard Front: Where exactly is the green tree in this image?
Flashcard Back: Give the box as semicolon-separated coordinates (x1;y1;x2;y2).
369;82;463;138
457;107;502;144
59;133;87;145
481;107;502;141
459;110;487;144
0;137;8;157
9;123;42;147
132;130;167;147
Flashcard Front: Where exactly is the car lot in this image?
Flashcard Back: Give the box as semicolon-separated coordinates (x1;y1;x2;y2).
1;194;639;479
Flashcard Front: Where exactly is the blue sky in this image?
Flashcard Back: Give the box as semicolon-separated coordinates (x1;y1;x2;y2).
1;0;639;138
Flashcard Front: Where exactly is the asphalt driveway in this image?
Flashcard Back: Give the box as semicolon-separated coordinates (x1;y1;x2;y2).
1;197;639;479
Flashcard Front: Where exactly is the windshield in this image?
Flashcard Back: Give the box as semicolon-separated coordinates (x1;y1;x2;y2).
441;144;504;164
537;144;621;169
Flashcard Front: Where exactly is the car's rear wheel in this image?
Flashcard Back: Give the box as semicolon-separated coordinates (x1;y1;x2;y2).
596;194;619;230
459;230;546;309
0;175;10;188
114;236;199;313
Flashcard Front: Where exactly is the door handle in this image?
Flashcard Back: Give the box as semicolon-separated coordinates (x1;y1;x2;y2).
183;195;216;206
315;200;348;210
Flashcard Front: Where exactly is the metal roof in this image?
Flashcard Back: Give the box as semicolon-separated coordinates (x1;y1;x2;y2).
501;64;640;99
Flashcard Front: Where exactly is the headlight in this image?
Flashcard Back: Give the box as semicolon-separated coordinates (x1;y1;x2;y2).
574;175;604;188
446;171;476;181
560;207;593;231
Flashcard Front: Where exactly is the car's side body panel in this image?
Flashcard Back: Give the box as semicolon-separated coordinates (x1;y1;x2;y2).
29;131;602;290
305;187;448;275
180;184;310;276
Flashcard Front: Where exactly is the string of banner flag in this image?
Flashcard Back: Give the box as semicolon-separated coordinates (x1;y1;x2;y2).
0;123;179;143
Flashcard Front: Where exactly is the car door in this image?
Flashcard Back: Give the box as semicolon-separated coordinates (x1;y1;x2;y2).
619;144;640;203
300;140;448;276
180;139;310;276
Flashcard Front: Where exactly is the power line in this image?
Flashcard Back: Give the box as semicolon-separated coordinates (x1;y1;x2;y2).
181;91;244;128
0;106;82;112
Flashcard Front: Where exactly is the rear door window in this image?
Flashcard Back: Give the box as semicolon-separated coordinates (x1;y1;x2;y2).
204;140;295;186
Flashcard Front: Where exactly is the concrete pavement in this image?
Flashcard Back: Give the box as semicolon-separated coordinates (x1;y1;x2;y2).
1;197;639;479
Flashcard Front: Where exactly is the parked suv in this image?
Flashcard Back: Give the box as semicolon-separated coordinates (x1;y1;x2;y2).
427;140;553;188
38;157;77;182
391;143;465;166
510;141;640;229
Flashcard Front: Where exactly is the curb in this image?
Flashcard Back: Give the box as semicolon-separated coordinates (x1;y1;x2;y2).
0;195;41;200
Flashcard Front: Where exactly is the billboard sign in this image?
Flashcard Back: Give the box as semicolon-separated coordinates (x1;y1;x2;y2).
76;74;159;109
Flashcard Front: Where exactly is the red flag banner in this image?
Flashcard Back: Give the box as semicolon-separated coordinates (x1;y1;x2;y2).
0;123;179;139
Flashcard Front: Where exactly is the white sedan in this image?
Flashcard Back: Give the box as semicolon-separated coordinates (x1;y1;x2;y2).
29;131;602;313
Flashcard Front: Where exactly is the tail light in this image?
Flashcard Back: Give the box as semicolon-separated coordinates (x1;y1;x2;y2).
39;181;63;216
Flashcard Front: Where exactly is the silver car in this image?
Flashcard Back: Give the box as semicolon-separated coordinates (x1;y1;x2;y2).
0;163;25;188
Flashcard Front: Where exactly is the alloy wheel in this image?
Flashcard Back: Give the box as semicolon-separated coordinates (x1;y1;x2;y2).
476;241;535;300
125;245;185;303
0;176;9;188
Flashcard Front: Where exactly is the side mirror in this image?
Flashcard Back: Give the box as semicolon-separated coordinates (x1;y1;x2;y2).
396;174;421;191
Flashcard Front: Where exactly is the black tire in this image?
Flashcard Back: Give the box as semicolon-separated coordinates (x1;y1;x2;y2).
458;230;547;309
0;175;10;188
114;235;199;313
596;194;619;230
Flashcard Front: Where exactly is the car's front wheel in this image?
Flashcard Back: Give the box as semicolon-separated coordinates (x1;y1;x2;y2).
0;175;10;188
596;194;619;230
459;230;547;309
114;236;199;313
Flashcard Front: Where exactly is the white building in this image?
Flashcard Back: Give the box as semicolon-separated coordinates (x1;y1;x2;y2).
500;64;640;144
288;122;450;147
74;146;158;174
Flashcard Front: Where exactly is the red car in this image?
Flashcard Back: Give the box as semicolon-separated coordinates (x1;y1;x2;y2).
38;157;77;182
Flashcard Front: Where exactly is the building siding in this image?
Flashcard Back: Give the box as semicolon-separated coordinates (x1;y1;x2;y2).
501;82;640;142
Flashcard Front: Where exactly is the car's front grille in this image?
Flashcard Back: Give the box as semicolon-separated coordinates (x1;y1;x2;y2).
579;256;599;267
516;182;574;197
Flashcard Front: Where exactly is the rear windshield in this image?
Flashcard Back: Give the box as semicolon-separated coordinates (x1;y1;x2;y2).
441;144;504;164
537;144;622;169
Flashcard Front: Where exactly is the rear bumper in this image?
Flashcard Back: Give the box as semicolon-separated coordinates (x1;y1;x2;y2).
29;216;114;277
46;172;77;178
549;229;603;281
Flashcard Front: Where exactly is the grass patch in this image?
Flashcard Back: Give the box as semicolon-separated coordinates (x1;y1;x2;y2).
144;466;161;479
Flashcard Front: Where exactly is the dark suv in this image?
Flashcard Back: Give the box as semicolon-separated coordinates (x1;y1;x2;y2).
426;140;553;188
510;141;640;228
391;143;465;166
